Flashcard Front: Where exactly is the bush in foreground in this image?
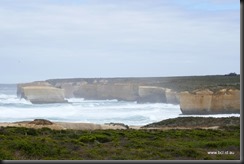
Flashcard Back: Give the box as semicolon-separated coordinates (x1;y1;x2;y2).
0;125;240;160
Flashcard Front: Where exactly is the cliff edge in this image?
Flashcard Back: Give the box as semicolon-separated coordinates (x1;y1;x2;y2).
179;88;240;114
17;82;68;104
16;75;240;114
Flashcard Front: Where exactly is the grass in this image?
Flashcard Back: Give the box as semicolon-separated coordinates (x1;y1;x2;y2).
0;124;240;160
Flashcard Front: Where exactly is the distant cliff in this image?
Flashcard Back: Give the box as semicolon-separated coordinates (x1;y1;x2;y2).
17;75;240;114
179;89;240;114
45;77;182;104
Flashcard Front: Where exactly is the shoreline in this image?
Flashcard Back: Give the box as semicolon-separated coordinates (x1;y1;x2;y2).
0;121;220;130
0;120;141;130
0;116;240;131
0;121;228;131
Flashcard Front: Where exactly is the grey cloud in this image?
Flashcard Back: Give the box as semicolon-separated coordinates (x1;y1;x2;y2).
0;0;240;83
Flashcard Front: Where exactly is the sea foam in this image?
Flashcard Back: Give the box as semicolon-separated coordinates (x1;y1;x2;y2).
0;86;240;125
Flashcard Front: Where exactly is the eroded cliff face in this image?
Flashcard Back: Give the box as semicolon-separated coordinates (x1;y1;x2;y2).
17;77;239;115
17;80;180;104
179;89;240;114
165;88;180;105
53;82;179;103
17;81;52;98
52;81;139;101
18;82;68;104
210;89;240;113
138;86;166;103
74;84;139;101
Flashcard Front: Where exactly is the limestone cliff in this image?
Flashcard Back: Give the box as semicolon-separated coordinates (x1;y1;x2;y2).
179;90;213;114
17;80;180;104
17;76;239;110
73;84;139;101
165;88;180;104
210;89;240;113
19;84;68;104
179;89;240;114
138;86;166;103
17;81;52;98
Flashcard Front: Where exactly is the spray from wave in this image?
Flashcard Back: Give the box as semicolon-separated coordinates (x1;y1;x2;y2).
0;94;183;125
0;85;240;126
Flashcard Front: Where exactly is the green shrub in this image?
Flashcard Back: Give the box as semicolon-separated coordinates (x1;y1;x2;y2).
94;134;112;143
0;134;6;140
39;127;53;135
78;133;112;143
0;126;240;160
202;139;240;149
78;135;96;143
26;128;38;136
0;150;13;160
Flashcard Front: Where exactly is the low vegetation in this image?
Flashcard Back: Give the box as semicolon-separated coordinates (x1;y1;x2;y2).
47;74;240;92
159;75;240;92
0;117;240;160
143;117;240;128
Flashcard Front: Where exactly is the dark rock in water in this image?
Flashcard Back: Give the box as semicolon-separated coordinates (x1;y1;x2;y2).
28;119;53;125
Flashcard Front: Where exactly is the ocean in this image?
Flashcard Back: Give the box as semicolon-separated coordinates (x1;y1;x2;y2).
0;84;240;126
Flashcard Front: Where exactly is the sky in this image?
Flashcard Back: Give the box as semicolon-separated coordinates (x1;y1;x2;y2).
0;0;240;84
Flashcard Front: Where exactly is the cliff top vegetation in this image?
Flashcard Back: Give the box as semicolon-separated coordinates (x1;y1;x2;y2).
46;75;240;92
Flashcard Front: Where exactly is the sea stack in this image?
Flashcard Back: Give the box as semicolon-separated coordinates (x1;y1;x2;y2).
17;82;68;104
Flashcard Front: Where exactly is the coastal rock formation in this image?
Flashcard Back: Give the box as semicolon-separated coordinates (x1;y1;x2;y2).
138;86;166;103
48;82;180;104
57;83;75;98
73;84;139;101
165;88;180;104
179;89;240;114
16;75;240;113
20;85;67;104
50;79;140;101
210;89;240;113
179;90;213;114
17;81;52;98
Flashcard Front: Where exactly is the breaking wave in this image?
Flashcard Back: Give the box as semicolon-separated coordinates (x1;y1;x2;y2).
0;85;240;126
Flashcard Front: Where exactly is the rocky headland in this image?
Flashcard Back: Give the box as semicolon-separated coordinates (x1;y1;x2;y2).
17;81;68;104
17;75;240;114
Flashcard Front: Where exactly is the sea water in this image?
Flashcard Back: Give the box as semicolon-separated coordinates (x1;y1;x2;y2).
0;84;240;126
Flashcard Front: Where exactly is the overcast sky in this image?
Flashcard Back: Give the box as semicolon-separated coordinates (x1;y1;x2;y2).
0;0;240;83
